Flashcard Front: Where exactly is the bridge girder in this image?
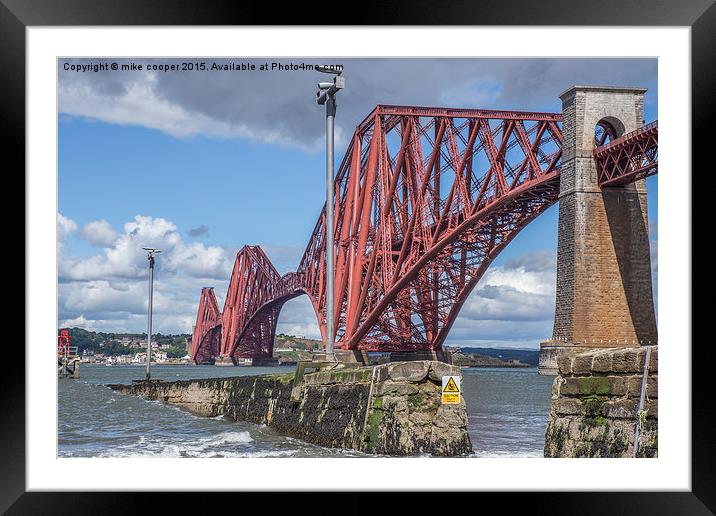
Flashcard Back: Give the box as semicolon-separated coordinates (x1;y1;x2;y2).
192;104;658;361
594;121;658;187
300;106;564;351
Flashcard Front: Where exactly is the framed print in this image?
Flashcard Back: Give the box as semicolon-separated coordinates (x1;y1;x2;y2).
5;0;713;512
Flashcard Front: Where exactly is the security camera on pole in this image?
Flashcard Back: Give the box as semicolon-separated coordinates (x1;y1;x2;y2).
315;65;344;361
142;247;161;381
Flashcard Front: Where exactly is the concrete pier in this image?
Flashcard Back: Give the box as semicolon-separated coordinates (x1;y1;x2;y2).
108;360;472;456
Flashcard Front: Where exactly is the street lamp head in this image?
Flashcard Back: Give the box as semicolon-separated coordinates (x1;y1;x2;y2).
315;75;345;106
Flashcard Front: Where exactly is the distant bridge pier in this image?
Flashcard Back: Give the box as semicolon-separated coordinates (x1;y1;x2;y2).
539;86;658;374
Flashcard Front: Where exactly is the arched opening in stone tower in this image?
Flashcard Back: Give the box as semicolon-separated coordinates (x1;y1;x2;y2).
594;117;625;147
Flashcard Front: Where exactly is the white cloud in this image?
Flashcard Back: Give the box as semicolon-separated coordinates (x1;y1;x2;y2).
80;219;119;247
58;213;77;240
59;58;657;152
446;252;557;348
59;214;235;334
60;214;233;282
276;296;321;340
59;74;325;151
59;314;98;331
164;242;232;279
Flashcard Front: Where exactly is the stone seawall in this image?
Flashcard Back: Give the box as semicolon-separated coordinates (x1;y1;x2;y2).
108;360;472;457
544;346;657;458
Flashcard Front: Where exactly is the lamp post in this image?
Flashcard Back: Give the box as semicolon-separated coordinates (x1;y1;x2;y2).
142;247;161;381
315;66;344;360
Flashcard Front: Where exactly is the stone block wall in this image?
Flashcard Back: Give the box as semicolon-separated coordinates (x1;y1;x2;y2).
550;86;657;347
541;86;658;374
544;346;657;458
108;360;472;457
361;360;471;456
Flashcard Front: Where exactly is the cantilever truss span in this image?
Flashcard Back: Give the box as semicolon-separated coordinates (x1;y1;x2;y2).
594;121;658;187
190;105;658;364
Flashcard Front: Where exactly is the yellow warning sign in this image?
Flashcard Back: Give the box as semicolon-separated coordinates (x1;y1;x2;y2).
443;377;459;392
442;375;461;404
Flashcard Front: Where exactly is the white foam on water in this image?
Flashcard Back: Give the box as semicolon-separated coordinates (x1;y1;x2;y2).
211;449;298;458
470;449;543;458
91;430;256;458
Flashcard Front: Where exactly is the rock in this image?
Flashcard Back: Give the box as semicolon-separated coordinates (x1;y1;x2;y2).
567;418;582;440
591;351;613;373
433;404;467;428
375;381;419;396
571;353;593;374
559;377;581;396
607;376;627;396
646;375;658;399
601;399;638;419
648;348;658;372
408;411;432;426
645;399;658;418
429;426;472;456
387;361;430;382
612;348;644;373
427;361;459;382
554;398;583;415
557;354;574;375
382;396;408;412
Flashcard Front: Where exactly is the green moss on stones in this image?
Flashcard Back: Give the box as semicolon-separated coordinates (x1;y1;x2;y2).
263;373;295;384
575;442;592;457
364;408;384;452
582;415;608;428
407;392;425;408
578;376;611;395
331;370;351;381
545;423;568;456
327;368;372;383
405;389;440;412
581;394;606;416
579;394;609;431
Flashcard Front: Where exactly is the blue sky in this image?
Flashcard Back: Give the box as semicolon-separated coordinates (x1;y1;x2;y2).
58;58;658;348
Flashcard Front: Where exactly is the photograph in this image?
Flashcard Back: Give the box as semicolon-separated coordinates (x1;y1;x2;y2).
5;5;708;507
56;57;659;460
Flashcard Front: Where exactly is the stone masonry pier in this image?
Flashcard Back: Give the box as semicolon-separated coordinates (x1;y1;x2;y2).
544;346;657;458
108;360;472;457
540;86;658;374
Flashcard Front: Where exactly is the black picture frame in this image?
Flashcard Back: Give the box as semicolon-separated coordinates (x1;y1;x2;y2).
5;0;712;513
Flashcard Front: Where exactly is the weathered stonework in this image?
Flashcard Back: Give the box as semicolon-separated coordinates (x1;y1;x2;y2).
108;360;472;457
544;346;657;458
540;86;658;374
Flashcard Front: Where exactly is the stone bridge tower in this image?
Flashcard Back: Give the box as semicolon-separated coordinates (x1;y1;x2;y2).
539;86;658;374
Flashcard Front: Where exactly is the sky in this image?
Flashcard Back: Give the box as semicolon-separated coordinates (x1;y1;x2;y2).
58;57;658;349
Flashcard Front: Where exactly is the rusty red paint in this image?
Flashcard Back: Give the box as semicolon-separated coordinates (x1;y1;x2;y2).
58;328;71;356
190;106;658;363
594;121;658;187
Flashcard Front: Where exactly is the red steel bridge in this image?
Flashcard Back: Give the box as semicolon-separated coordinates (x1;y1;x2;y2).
190;103;658;365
